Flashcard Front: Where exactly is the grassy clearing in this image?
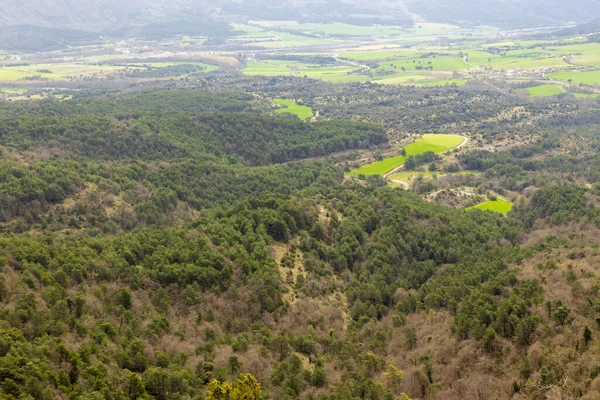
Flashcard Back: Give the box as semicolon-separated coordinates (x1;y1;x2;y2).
554;43;600;66
466;50;569;70
374;74;467;86
571;92;599;98
244;61;290;76
298;66;365;82
466;199;513;215
548;70;600;85
273;99;313;120
0;64;122;81
375;57;471;72
347;134;465;176
525;84;564;97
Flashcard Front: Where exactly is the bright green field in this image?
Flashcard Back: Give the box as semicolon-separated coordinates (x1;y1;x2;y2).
571;92;600;98
467;199;513;215
554;43;600;66
0;64;122;81
376;57;471;72
273;99;313;120
547;70;600;85
525;84;564;97
299;66;364;82
347;134;465;176
244;61;290;76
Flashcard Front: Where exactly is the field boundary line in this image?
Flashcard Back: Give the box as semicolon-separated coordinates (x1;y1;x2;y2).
383;134;468;178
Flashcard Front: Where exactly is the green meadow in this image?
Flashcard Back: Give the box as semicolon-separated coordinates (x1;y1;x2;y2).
525;84;564;97
375;57;471;73
347;134;465;176
467;199;513;215
547;70;600;85
273;99;313;120
244;61;291;76
571;92;600;99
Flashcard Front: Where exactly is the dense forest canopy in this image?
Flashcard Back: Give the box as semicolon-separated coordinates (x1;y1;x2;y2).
2;10;600;398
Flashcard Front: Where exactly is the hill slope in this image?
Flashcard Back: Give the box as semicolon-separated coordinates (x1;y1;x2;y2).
2;0;599;36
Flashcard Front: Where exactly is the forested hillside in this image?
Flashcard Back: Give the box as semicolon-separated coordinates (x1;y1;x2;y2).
1;82;600;400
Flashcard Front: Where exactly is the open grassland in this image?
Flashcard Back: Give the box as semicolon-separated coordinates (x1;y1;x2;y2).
466;199;513;215
375;57;471;72
374;74;467;86
0;64;122;81
243;61;366;82
347;134;465;176
273;99;313;120
466;50;569;70
339;49;423;61
553;43;600;66
244;61;290;76
571;92;600;98
525;84;565;97
548;70;600;85
299;66;364;82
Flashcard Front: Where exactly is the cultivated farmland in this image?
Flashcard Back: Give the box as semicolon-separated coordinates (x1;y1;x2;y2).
273;99;313;120
466;199;513;215
347;134;465;176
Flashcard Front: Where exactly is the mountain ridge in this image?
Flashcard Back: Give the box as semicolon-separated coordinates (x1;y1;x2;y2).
3;0;600;33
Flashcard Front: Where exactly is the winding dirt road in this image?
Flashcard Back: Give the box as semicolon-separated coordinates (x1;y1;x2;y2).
385;134;469;188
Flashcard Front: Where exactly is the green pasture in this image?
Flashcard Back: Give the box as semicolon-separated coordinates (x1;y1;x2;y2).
525;84;564;97
374;74;467;86
298;66;365;82
375;57;471;72
466;199;513;215
347;134;465;176
0;64;122;81
570;92;599;98
244;61;290;76
554;43;600;66
548;70;600;85
273;99;313;120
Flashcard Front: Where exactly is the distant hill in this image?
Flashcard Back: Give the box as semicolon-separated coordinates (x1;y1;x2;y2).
404;0;600;28
1;0;600;51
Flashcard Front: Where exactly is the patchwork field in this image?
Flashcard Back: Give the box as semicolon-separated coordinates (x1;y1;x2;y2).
466;199;513;215
525;84;564;97
273;99;313;120
375;57;471;73
347;134;465;176
0;64;122;81
244;61;291;76
547;70;600;85
571;92;599;98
